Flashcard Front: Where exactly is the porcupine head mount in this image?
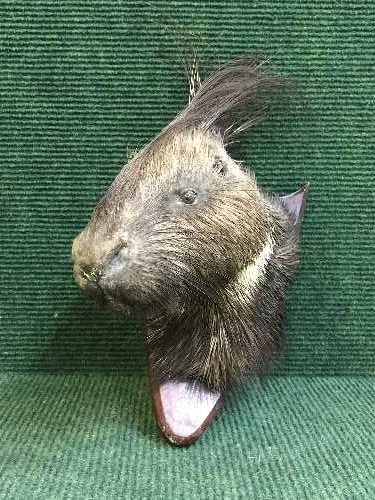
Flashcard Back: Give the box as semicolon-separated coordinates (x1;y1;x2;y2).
72;57;309;446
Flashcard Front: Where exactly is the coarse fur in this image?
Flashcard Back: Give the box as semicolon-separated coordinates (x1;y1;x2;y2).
72;57;302;391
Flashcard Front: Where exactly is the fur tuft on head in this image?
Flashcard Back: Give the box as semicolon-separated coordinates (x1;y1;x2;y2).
175;56;294;141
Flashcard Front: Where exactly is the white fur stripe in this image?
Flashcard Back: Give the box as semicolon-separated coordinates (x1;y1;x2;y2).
237;236;274;294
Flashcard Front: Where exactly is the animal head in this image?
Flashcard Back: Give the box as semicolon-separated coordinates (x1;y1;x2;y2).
72;57;307;390
73;58;288;313
73;127;271;312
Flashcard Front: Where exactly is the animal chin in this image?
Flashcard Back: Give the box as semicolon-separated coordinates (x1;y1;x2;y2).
104;296;133;316
101;286;155;319
82;280;106;305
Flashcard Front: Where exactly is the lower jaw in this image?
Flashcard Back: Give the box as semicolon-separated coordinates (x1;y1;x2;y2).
104;296;156;319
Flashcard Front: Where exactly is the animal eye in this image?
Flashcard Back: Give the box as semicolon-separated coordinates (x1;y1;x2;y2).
180;189;198;204
213;157;227;175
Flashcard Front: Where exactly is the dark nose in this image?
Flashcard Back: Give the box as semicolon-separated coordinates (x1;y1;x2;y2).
84;280;105;305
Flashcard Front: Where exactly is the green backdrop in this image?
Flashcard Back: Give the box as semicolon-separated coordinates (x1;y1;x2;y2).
1;0;373;374
0;2;374;499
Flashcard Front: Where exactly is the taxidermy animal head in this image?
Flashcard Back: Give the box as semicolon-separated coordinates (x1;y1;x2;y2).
72;57;308;444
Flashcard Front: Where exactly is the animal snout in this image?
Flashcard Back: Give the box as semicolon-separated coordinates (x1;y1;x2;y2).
72;236;134;306
73;262;89;289
73;263;105;304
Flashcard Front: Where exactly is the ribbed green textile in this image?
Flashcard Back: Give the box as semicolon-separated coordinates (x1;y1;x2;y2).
0;374;374;499
1;4;373;498
0;1;374;373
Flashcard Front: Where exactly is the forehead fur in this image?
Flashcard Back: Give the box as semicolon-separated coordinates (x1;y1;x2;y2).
100;126;254;211
135;128;229;185
148;127;222;169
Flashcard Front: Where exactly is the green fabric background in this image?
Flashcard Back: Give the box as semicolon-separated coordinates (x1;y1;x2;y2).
0;1;374;498
0;0;374;374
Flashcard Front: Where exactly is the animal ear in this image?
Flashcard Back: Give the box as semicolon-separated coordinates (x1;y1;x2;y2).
176;57;294;141
279;183;309;224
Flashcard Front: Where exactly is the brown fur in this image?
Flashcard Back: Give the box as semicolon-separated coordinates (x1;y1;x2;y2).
72;58;302;391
